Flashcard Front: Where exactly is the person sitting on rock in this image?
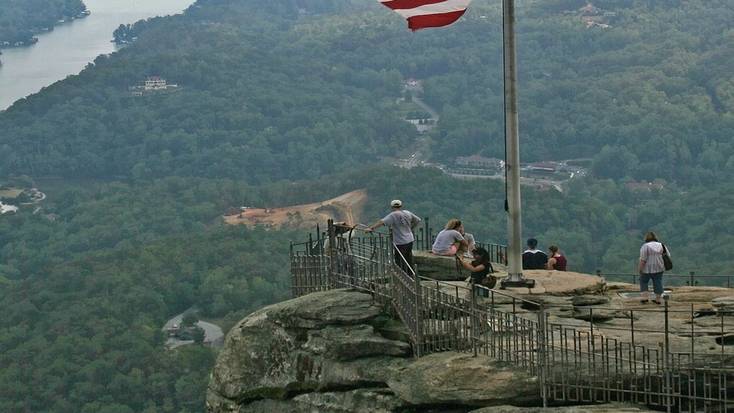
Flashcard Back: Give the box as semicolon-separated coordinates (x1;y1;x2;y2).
459;225;476;257
432;219;468;256
546;245;567;271
522;238;548;270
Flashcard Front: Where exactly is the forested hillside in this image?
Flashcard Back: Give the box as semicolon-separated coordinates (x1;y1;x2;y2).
1;0;733;411
0;178;298;412
1;0;733;185
0;0;86;46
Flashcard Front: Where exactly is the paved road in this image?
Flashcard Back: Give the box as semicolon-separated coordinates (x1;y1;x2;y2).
163;311;224;349
412;96;440;121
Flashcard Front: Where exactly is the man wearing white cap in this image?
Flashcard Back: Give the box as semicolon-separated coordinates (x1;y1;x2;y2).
367;200;422;273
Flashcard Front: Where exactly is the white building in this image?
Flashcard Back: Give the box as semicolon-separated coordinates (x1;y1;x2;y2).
144;76;169;90
0;202;19;214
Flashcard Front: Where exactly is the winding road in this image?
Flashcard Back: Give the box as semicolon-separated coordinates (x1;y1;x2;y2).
163;311;224;349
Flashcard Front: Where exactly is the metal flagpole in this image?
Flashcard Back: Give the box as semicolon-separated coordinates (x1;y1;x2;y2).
500;0;534;289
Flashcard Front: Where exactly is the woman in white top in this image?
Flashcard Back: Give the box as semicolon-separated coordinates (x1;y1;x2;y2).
432;219;468;256
638;231;668;304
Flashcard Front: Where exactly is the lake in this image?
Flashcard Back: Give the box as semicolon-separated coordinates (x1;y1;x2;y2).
0;0;194;111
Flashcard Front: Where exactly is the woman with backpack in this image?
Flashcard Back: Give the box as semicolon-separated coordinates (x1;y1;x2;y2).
638;231;671;305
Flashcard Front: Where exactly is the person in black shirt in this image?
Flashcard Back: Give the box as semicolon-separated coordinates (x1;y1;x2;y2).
522;238;548;270
457;247;495;297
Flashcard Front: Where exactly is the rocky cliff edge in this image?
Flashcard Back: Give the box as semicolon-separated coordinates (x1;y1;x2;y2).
207;289;659;412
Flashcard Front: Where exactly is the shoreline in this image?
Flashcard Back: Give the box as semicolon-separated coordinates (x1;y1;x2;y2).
0;6;91;62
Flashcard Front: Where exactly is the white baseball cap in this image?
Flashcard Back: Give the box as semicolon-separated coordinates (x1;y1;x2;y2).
390;199;402;208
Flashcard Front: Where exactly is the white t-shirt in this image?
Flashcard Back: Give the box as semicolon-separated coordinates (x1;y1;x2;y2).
464;233;475;248
640;241;668;274
432;229;464;254
382;210;421;245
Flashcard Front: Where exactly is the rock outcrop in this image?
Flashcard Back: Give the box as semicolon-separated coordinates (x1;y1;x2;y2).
209;258;734;412
207;289;542;412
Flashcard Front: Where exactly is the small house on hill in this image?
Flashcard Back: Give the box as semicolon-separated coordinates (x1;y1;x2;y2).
130;76;179;96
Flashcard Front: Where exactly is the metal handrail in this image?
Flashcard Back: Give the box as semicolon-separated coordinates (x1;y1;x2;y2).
599;271;734;288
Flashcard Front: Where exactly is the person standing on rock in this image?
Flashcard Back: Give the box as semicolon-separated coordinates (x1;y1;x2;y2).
639;231;668;305
367;199;421;273
522;238;548;270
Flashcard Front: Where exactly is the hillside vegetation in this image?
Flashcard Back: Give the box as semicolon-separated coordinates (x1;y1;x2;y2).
1;0;732;185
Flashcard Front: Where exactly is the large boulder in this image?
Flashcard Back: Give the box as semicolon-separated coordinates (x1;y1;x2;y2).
207;289;411;409
208;289;543;412
387;353;540;407
414;250;467;280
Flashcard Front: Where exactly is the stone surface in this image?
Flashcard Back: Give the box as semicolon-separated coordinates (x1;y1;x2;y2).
208;289;542;413
304;325;411;360
661;286;732;303
209;275;734;413
414;250;467;280
387;353;539;407
712;296;734;313
512;270;607;296
236;388;405;413
571;295;611;306
207;289;410;408
572;306;616;321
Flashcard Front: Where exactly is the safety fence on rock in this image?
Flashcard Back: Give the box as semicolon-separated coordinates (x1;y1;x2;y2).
290;221;733;412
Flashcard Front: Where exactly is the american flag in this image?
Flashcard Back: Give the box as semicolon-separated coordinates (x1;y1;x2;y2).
378;0;472;31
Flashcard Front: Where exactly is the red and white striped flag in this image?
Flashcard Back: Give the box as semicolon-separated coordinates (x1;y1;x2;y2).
378;0;472;31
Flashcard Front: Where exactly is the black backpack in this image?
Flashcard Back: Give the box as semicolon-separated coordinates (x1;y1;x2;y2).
661;244;673;271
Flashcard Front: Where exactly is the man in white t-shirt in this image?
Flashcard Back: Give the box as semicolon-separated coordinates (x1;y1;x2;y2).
367;200;421;273
638;231;668;304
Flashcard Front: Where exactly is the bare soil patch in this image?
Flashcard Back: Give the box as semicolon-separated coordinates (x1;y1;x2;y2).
223;189;367;229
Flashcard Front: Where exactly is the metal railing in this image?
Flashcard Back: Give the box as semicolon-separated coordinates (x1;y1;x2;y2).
599;271;734;289
290;221;733;412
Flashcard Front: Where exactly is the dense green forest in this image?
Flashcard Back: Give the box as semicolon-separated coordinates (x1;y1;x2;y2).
1;0;733;185
0;178;298;412
1;0;734;411
0;0;86;46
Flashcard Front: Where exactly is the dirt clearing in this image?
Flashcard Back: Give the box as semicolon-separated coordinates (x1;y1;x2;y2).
224;189;368;229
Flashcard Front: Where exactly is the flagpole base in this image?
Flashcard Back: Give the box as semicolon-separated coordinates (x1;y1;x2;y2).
500;278;536;289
